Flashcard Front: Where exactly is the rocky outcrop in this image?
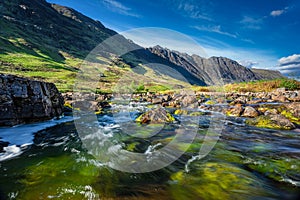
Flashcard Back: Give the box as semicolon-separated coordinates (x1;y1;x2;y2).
148;45;283;85
0;74;64;126
135;106;175;123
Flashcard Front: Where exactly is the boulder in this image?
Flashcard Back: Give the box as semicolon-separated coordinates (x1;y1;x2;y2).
284;103;300;118
152;97;163;104
246;114;295;130
226;104;244;117
0;74;64;126
264;109;278;116
275;87;286;93
281;103;300;124
271;95;288;103
135;106;175;123
180;95;198;109
230;96;247;105
242;106;259;118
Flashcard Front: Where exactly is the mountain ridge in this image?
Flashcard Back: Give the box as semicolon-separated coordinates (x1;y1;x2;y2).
0;0;284;91
148;45;284;85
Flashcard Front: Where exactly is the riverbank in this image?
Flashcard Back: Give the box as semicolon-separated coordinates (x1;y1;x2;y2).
63;88;300;130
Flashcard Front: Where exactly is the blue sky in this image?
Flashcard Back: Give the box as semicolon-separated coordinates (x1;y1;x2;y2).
48;0;300;77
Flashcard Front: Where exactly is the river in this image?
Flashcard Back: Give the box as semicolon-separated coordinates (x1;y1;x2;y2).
0;102;299;200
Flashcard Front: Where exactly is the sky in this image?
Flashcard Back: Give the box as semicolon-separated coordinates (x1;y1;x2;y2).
48;0;300;78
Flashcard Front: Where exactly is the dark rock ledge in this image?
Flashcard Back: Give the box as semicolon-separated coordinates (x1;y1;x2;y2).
0;74;64;126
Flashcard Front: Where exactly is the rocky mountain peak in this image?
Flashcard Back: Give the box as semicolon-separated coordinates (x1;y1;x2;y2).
148;46;283;85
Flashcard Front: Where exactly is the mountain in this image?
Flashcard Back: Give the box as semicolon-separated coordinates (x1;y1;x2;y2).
251;68;284;80
148;45;283;85
0;0;283;92
0;0;205;91
0;0;116;58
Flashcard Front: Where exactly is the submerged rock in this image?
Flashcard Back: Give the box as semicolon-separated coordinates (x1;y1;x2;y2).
170;162;274;200
17;155;109;199
135;106;175;123
247;157;300;186
0;74;64;126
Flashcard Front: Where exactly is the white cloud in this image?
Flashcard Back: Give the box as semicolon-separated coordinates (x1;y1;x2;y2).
279;54;300;65
102;0;140;17
275;54;300;78
121;28;208;57
238;60;259;68
240;16;264;30
177;1;213;21
270;10;284;17
193;25;237;38
270;7;289;17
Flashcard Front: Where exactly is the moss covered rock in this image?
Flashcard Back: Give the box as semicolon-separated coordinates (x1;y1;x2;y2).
281;103;300;125
17;154;113;199
226;104;244;117
204;100;217;105
242;106;259;118
246;114;295;130
174;109;188;115
247;157;300;185
136;106;175;123
169;162;273;200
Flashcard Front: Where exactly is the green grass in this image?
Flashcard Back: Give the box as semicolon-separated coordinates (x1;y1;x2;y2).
222;79;300;93
1;31;296;94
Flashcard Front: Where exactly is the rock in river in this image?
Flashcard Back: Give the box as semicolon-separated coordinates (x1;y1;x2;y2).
0;74;64;126
226;104;244;117
246;114;296;130
135;105;175;123
242;106;259;118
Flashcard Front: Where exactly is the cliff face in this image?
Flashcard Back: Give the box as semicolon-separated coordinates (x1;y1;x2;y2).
148;46;283;85
0;74;64;126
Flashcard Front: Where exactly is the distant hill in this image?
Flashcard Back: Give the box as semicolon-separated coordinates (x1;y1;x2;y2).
0;0;284;92
251;68;284;80
148;45;284;85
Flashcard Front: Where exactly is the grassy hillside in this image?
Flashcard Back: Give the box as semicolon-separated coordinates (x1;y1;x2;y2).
0;0;198;92
0;0;116;91
0;0;291;94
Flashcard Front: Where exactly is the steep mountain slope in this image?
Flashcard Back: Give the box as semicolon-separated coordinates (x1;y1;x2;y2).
0;0;283;92
0;0;116;58
0;0;205;91
148;45;283;85
0;0;118;91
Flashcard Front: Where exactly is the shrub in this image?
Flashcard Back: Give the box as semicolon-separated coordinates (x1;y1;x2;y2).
279;79;299;90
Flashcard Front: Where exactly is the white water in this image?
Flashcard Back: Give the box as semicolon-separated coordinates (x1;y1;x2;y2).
0;116;75;161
